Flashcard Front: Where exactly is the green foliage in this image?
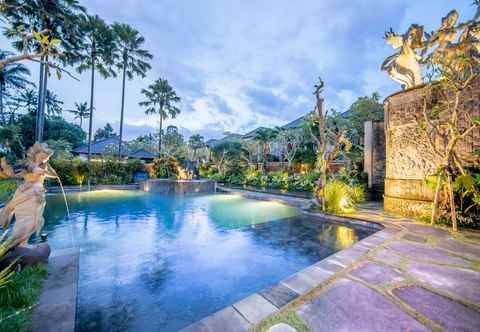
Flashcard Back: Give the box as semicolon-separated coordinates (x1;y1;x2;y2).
151;156;180;179
45;139;73;160
269;171;289;190
322;179;365;214
211;140;246;162
16;114;85;149
0;264;48;332
0;124;24;161
453;170;480;228
0;180;16;203
94;123;116;142
50;158;144;185
287;172;319;192
344;92;384;145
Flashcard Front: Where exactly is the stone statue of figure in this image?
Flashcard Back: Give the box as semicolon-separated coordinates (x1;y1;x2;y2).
381;24;425;89
425;9;480;72
0;143;58;248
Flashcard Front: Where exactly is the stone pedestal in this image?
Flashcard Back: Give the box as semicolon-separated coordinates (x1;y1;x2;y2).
0;242;51;269
384;78;480;216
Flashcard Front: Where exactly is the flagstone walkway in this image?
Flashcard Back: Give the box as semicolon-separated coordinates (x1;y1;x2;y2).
275;204;480;332
184;188;480;332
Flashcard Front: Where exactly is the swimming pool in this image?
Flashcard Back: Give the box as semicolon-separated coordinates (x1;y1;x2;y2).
43;191;374;331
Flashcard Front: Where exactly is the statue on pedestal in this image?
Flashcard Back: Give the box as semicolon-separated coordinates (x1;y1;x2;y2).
0;143;58;266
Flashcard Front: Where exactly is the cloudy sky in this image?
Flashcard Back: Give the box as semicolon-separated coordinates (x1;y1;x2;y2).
2;0;476;139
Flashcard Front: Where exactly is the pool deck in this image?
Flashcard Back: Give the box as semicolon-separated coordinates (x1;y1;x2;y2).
182;187;480;332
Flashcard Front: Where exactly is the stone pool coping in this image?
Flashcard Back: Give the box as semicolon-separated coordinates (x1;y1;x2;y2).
31;247;79;332
181;188;398;332
47;183;140;194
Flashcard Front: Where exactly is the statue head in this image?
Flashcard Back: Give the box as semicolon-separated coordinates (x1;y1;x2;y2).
440;10;459;30
26;143;54;165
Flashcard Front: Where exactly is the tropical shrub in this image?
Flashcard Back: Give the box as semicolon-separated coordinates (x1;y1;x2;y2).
322;179;365;214
151;156;180;179
269;171;289;190
50;158;144;185
453;170;480;229
287;172;319;192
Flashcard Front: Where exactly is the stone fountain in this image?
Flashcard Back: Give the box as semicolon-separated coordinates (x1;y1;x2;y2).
0;143;59;267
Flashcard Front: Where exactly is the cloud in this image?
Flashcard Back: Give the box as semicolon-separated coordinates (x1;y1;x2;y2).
2;0;477;139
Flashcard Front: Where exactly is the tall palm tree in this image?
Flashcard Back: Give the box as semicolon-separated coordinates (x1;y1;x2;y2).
139;78;181;157
112;23;152;157
45;90;63;116
3;0;85;141
77;15;117;163
254;127;279;169
68;102;90;129
0;51;31;125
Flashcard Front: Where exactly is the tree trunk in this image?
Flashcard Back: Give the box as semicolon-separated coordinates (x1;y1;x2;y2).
118;54;127;159
158;111;163;157
446;172;458;231
39;60;48;140
0;82;5;125
35;59;45;142
88;49;95;164
431;172;443;225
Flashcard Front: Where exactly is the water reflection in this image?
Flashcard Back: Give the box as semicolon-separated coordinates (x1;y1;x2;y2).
41;192;375;332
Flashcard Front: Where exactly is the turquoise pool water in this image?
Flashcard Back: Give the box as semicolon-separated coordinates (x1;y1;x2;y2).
43;191;373;332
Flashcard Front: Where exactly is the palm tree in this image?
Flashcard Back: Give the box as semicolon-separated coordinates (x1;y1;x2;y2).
3;0;85;141
0;51;31;125
254;127;279;169
112;23;153;157
77;15;117;163
139;78;181;157
68;102;90;129
45;90;63;116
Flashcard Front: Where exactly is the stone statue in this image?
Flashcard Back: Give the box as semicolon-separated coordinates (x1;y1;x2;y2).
0;143;58;248
381;24;425;89
424;10;480;73
382;6;480;89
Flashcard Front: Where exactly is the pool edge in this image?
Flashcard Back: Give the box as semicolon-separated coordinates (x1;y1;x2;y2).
32;247;80;332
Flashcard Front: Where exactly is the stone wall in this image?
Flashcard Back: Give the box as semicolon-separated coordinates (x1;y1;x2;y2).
364;121;386;200
384;77;480;216
140;179;216;195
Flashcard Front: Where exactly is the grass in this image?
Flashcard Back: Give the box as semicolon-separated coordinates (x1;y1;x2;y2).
0;180;16;204
0;264;48;332
250;310;312;332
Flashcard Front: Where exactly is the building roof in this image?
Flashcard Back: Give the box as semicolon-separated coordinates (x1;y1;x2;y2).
282;115;308;129
242;126;268;139
73;137;156;159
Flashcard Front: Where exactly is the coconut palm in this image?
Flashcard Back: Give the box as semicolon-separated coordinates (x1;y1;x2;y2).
45;90;63;116
139;78;181;157
76;15;117;162
0;51;31;125
3;0;85;141
254;127;279;169
112;23;153;157
68;102;90;129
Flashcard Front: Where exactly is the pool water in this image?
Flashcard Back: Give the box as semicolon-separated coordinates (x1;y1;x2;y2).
43;191;374;332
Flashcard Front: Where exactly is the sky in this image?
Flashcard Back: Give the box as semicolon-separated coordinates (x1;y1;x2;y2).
1;0;476;140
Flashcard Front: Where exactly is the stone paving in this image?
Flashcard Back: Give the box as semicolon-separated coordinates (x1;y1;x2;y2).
182;191;480;332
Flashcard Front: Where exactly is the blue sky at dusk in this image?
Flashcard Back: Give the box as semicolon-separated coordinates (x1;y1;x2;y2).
1;1;475;139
